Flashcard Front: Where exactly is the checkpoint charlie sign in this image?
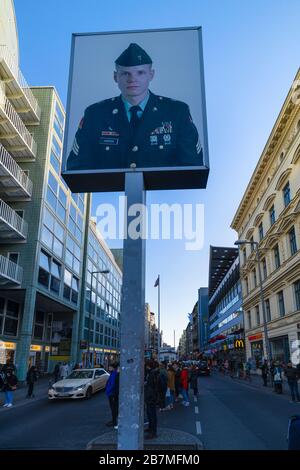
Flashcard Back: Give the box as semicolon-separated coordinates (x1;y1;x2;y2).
61;27;209;192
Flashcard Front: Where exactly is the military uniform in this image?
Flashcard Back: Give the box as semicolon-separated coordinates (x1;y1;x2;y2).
67;91;202;171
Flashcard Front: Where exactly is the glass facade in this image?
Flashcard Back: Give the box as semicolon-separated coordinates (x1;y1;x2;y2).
83;227;122;356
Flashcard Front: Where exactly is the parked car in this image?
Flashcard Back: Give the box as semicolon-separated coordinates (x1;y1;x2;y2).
48;368;109;400
197;360;210;376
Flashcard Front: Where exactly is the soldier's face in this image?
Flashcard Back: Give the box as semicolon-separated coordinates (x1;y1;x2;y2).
114;65;155;100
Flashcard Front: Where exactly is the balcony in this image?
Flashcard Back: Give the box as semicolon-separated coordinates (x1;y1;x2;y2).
0;198;28;241
0;144;32;200
0;45;40;124
0;254;22;286
0;82;37;160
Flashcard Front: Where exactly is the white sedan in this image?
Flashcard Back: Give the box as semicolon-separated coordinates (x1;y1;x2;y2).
48;368;110;400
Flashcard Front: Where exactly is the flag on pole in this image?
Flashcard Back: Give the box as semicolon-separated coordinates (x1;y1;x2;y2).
154;276;159;287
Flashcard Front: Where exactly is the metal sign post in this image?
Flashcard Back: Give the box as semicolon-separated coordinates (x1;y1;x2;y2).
118;171;146;450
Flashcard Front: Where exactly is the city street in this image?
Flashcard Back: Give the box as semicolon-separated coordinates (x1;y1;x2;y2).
0;372;297;450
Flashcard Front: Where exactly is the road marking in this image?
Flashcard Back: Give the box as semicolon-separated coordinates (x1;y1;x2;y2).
194;396;197;403
195;406;199;414
196;421;202;435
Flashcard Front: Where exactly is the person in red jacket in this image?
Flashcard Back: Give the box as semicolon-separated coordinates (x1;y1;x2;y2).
180;366;190;406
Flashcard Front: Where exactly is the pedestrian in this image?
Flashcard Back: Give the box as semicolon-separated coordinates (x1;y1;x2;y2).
66;43;203;173
180;365;190;406
260;359;269;387
59;362;69;380
105;363;119;430
173;363;182;401
26;365;38;398
53;362;60;382
157;362;168;411
285;362;300;403
189;365;199;396
273;362;283;394
165;364;175;410
144;360;159;439
245;359;252;382
2;369;18;407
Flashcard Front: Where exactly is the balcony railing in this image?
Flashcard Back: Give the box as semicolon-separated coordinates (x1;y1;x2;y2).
0;45;41;119
0;254;22;285
0;82;37;158
0;198;28;239
0;143;33;197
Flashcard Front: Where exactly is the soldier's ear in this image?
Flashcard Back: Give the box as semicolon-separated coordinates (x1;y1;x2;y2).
150;68;155;81
113;71;117;83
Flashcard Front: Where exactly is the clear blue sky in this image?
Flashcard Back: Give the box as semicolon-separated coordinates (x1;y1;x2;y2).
15;0;300;346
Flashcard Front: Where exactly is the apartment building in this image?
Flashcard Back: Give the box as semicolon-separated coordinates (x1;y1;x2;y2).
231;69;300;364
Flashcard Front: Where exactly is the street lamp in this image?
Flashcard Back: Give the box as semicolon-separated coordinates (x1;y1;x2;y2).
234;239;272;363
87;269;110;368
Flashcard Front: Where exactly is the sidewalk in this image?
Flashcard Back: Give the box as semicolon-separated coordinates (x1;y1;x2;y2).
215;369;295;400
0;376;50;410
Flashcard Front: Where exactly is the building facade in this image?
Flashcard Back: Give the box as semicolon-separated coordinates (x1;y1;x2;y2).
198;287;209;352
207;246;244;361
0;3;122;379
231;69;300;365
80;217;122;369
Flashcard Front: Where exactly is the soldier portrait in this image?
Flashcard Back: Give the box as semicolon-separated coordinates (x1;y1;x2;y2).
66;43;203;172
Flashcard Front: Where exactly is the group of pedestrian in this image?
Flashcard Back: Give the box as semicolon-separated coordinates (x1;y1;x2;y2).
260;359;300;402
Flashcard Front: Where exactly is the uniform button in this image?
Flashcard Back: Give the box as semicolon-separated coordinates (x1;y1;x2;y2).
132;145;138;152
105;146;110;151
112;108;118;114
130;163;136;169
159;145;164;149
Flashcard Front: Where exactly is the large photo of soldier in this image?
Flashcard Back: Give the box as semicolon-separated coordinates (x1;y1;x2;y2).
67;42;202;171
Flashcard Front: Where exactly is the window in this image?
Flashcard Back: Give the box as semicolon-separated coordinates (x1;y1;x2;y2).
250;236;254;252
50;150;60;174
52;134;61;159
33;311;44;340
289;226;297;256
269;205;276;226
247;311;252;329
262;258;267;279
278;291;285;317
3;300;19;336
55;102;65;128
63;268;79;304
274;244;280;269
8;253;19;264
294;280;300;311
54;115;64;141
265;299;271;322
38;250;51;287
256;306;260;326
245;277;249;295
258;222;264;241
253;269;257;288
41;208;64;259
46;171;67;223
50;260;61;294
283;181;291;208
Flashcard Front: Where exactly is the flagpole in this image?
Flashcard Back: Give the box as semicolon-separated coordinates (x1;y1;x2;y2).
158;274;160;361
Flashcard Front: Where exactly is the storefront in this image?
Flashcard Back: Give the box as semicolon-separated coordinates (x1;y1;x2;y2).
269;335;290;363
0;340;16;366
249;333;263;366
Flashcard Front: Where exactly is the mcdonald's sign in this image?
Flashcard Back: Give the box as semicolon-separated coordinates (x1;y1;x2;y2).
234;339;245;349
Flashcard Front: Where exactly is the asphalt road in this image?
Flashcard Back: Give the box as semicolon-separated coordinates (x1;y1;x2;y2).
0;372;297;450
